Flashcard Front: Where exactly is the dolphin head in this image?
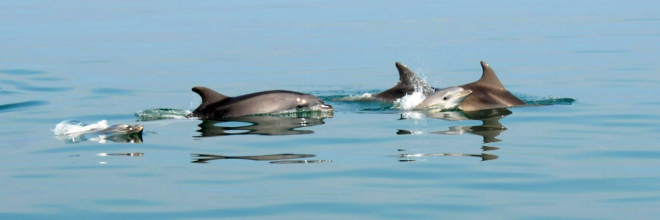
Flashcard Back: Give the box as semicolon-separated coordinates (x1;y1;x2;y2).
295;94;333;111
103;124;144;134
415;87;472;111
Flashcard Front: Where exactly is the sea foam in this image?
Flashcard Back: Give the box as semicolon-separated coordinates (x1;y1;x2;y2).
391;91;427;110
53;120;109;135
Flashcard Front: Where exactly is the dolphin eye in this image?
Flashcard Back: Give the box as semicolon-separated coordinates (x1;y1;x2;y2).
443;97;448;101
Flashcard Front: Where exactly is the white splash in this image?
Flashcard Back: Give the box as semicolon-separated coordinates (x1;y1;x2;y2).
391;91;426;110
400;112;426;120
89;135;108;144
53;120;109;135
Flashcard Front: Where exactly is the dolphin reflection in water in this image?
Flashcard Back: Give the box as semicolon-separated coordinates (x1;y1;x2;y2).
397;108;513;162
191;153;331;164
398;147;500;162
399;108;512;144
194;112;331;137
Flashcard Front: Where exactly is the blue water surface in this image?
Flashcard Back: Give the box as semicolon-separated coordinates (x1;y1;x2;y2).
1;0;659;219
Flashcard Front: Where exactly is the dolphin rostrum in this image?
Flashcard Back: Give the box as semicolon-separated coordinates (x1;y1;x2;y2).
187;86;333;119
373;62;438;101
455;61;526;111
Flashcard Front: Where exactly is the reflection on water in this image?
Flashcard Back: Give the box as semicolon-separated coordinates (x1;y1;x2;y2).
191;153;325;164
270;160;332;164
55;132;143;144
398;108;513;162
399;152;499;162
195;115;329;137
97;152;144;157
399;108;512;143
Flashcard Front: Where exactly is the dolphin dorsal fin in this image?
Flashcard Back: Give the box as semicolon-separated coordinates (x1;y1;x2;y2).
395;62;429;90
476;61;506;90
192;86;229;104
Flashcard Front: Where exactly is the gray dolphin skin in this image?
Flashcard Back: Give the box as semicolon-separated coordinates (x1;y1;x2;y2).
373;62;437;101
98;124;144;135
188;86;333;119
455;61;526;111
413;86;473;111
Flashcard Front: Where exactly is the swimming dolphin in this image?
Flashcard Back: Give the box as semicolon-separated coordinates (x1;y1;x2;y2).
373;62;438;101
455;61;526;111
187;87;333;119
413;87;472;111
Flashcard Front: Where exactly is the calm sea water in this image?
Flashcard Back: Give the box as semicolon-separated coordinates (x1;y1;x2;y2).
2;0;659;219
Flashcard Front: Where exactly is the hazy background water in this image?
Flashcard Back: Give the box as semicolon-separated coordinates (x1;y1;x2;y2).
1;0;659;219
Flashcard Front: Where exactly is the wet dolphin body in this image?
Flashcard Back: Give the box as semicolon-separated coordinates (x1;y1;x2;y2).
188;87;333;119
98;124;144;135
413;86;473;111
373;62;438;101
454;61;526;111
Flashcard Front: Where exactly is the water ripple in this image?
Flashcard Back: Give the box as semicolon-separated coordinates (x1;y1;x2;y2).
0;80;72;92
91;88;135;95
0;100;48;113
0;69;46;75
448;177;660;193
0;202;490;219
93;199;162;206
267;168;543;181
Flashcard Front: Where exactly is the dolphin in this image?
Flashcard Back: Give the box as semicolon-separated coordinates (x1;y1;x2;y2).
413;86;472;111
187;86;333;119
455;61;526;111
373;62;438;101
